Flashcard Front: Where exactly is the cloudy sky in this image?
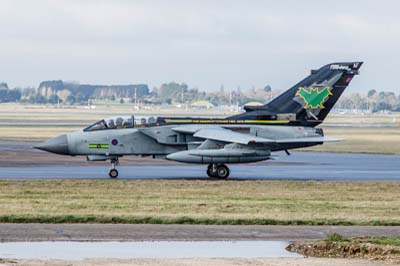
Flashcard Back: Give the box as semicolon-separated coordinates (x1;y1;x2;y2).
0;0;399;92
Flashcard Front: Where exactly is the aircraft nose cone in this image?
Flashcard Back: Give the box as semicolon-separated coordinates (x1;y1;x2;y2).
35;134;69;155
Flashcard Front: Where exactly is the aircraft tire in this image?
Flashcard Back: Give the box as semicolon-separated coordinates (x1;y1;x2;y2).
109;169;119;178
215;164;230;179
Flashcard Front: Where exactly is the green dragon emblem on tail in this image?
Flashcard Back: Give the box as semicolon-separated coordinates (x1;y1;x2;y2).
295;87;333;109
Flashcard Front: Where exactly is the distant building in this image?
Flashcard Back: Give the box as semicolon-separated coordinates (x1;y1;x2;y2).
190;100;214;109
37;80;150;102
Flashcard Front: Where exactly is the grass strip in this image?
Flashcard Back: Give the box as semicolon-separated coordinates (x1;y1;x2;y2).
1;180;400;225
0;215;399;226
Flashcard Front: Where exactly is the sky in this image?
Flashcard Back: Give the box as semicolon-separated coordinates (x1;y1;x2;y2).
0;0;400;93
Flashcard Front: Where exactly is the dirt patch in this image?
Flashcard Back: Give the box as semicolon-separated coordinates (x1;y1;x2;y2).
287;237;400;262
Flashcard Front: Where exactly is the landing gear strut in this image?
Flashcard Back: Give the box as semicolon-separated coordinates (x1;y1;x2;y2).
207;164;230;179
109;158;119;178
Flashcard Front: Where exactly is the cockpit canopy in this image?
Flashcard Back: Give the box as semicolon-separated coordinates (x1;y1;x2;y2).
83;115;158;132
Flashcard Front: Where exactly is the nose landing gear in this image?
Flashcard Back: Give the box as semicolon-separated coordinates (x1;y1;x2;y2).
109;158;119;178
207;164;230;179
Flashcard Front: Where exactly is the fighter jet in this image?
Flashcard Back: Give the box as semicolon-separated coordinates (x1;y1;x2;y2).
35;62;362;179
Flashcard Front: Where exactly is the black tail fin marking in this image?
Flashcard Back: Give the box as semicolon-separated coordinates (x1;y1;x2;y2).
232;62;363;127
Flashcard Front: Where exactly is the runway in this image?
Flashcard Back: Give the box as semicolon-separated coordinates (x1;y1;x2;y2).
2;224;400;242
1;149;400;180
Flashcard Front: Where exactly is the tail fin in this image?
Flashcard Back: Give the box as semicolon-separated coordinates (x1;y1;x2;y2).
240;62;363;126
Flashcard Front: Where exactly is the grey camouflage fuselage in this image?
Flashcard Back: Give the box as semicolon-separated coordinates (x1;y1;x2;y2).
35;62;362;178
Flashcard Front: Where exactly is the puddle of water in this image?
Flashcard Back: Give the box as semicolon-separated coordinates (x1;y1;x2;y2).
0;241;301;260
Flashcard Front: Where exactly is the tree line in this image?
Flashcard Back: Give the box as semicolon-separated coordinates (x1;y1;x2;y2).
1;81;400;112
336;90;400;112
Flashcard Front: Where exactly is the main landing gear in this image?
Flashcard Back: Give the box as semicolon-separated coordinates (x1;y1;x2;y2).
207;164;230;179
109;158;119;178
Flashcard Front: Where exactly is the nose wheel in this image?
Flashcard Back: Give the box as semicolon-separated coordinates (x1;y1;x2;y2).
109;158;119;178
109;169;119;178
207;164;230;179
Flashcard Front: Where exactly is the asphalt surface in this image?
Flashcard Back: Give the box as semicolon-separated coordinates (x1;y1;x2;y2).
1;224;400;242
0;151;399;180
0;140;399;180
